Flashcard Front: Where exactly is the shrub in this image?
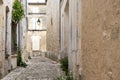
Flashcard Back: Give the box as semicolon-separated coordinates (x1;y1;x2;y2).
55;76;63;80
54;74;73;80
20;61;27;68
66;73;73;80
12;0;24;53
60;57;68;75
28;56;31;59
12;0;24;24
17;47;27;68
55;57;74;80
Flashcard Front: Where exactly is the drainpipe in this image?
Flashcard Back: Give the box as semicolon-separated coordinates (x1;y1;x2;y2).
59;0;61;50
17;22;21;48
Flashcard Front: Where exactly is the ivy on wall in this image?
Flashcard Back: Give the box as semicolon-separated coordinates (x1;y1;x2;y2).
12;0;24;53
12;0;27;67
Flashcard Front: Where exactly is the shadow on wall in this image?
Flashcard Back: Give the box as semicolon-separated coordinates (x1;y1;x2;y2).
45;52;59;61
60;50;68;59
0;73;2;79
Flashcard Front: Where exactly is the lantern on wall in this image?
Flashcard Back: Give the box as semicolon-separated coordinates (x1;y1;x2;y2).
37;18;40;25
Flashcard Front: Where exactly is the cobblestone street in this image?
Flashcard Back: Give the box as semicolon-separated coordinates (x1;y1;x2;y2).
2;56;61;80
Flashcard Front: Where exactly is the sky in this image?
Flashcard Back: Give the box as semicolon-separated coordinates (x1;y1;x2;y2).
28;0;46;3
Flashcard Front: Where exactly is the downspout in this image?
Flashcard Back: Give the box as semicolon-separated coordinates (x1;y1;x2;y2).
26;0;28;31
59;0;61;50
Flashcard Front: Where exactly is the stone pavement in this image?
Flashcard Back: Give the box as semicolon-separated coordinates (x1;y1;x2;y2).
2;56;61;80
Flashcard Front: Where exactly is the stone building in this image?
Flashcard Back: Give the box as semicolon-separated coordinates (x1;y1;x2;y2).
46;0;60;60
4;0;13;76
0;0;13;78
60;0;69;58
61;0;120;80
81;0;120;80
60;0;80;79
26;0;47;59
0;0;26;78
0;0;5;78
18;0;28;62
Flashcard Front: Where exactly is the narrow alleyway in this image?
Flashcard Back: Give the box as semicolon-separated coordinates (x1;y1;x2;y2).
1;0;120;79
2;56;61;80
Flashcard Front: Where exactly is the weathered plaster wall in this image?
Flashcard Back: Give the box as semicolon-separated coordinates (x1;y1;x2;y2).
82;0;120;80
61;1;80;79
60;0;70;58
0;2;5;78
4;0;13;76
46;0;60;60
26;1;47;60
0;0;12;78
20;0;28;63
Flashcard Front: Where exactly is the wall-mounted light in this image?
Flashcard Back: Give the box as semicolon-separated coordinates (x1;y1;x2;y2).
37;18;40;25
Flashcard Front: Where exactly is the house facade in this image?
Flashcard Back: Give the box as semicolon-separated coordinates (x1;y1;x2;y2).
26;0;47;59
61;0;120;80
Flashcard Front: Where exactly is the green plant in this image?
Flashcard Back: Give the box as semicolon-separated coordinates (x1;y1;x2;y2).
28;56;31;59
55;74;73;80
58;57;74;80
66;73;73;80
12;0;24;24
12;0;24;53
55;76;63;80
20;61;27;68
60;57;69;75
79;75;83;80
17;47;27;68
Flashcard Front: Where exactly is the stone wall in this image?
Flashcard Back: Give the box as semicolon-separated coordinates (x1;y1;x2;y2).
20;0;28;63
0;2;5;78
60;0;120;80
0;0;13;78
4;0;13;76
46;0;60;60
60;0;80;79
81;0;120;80
60;0;69;58
64;0;120;79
